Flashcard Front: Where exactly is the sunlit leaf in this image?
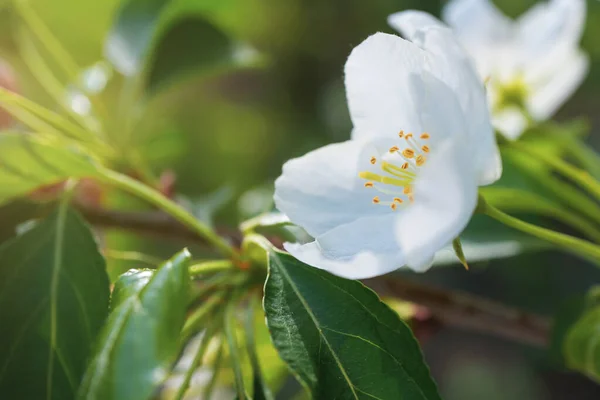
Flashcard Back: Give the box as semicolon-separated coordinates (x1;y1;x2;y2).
78;250;191;400
264;250;441;399
0;132;100;206
0;207;110;399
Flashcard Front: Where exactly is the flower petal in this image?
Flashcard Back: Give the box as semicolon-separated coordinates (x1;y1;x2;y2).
284;213;404;279
284;242;404;280
442;0;513;44
517;0;586;65
396;140;479;270
345;33;427;140
527;49;589;120
274;139;391;238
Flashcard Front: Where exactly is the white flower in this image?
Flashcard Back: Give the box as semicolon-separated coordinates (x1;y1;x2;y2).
430;0;588;139
274;12;501;279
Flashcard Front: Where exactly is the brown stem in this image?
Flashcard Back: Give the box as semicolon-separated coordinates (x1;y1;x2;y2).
77;204;551;347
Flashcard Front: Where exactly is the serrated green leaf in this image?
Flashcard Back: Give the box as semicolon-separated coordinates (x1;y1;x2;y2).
78;250;191;400
0;207;110;399
0;133;100;206
264;251;441;400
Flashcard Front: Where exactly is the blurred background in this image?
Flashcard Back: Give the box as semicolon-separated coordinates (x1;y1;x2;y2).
1;0;600;398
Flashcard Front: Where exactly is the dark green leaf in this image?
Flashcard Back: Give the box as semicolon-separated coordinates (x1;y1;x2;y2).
78;250;191;400
0;207;110;399
264;251;441;400
0;133;99;206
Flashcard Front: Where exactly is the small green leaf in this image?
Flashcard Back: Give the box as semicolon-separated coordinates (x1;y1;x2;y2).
109;268;154;311
78;250;191;400
264;251;441;400
0;207;110;399
564;287;600;382
452;237;469;270
0;133;99;206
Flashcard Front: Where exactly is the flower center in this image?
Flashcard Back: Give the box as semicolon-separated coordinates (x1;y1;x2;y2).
358;131;430;211
492;75;528;112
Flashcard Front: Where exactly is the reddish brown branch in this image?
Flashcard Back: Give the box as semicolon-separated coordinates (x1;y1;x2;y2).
78;204;551;347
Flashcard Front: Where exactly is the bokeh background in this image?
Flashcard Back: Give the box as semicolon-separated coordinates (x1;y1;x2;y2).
1;0;600;398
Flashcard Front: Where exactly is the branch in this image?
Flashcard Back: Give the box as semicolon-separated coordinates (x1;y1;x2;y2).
78;204;551;347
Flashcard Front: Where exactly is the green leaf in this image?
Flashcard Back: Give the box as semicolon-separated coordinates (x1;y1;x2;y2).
563;287;600;382
264;251;441;400
0;207;110;399
78;249;191;400
109;268;154;311
104;0;169;76
105;0;237;92
0;133;99;206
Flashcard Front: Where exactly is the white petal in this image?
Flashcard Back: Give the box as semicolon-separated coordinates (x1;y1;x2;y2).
274;139;391;238
442;0;513;44
517;0;586;64
345;33;427;140
284;241;404;280
396;140;479;270
527;49;589;120
492;107;529;140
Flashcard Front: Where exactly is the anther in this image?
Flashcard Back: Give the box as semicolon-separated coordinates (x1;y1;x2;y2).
402;149;415;158
420;133;430;139
389;146;400;153
370;156;377;165
403;186;412;195
422;145;430;153
405;133;413;140
401;162;409;170
364;182;374;188
416;155;426;166
393;197;403;204
372;196;380;204
398;130;404;138
391;203;398;211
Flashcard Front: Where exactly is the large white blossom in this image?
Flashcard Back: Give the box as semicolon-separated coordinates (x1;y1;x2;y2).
430;0;588;139
274;11;501;279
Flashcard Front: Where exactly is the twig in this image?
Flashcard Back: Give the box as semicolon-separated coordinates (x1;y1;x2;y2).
368;277;551;347
77;204;551;347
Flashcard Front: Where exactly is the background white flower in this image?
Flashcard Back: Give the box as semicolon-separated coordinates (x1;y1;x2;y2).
429;0;589;139
274;11;501;279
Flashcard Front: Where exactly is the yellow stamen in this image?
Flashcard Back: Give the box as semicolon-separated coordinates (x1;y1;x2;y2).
420;133;430;139
405;133;413;140
370;156;377;165
382;162;416;179
391;203;397;211
393;197;403;204
398;130;404;138
422;145;430;153
403;186;412;195
389;146;400;153
364;182;374;188
359;171;410;187
401;162;409;170
402;149;415;159
372;196;380;204
416;155;426;166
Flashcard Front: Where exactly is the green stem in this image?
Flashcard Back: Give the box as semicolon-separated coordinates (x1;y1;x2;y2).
480;197;600;264
181;293;224;340
562;135;600;180
189;260;234;277
97;168;236;258
511;141;600;202
173;326;218;400
507;151;600;226
224;296;246;399
203;338;225;399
